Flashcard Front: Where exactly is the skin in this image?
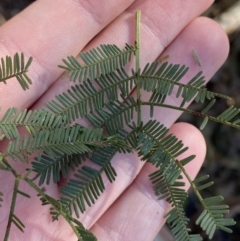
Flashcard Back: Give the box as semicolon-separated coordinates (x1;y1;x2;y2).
0;0;229;240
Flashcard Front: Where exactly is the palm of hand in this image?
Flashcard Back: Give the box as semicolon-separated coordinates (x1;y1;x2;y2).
0;0;228;240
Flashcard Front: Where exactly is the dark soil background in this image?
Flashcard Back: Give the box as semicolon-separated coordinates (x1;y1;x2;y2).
0;1;239;241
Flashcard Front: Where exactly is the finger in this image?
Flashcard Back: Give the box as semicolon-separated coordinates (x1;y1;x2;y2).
90;123;206;241
0;0;134;113
34;0;214;109
138;16;230;127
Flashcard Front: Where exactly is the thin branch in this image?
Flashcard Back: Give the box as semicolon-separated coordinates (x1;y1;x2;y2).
4;179;20;241
135;11;142;126
142;102;240;130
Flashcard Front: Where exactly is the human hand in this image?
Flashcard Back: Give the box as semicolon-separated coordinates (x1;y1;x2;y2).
0;0;229;240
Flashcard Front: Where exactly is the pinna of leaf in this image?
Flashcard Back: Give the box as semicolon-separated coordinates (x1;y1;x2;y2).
0;10;238;241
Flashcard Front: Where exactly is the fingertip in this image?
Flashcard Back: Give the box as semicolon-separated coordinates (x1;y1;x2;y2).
191;16;230;75
159;16;230;81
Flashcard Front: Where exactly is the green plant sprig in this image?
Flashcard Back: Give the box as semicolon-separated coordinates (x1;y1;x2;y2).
0;10;238;241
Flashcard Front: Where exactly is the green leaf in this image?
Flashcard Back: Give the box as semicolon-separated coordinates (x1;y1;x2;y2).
200;116;209;130
196;201;235;239
138;62;229;106
6;125;104;162
193;175;236;239
90;146;117;183
150;172;202;241
0;108;66;139
45;68;134;124
76;225;97;241
60;166;105;217
201;99;216;114
0;53;32;90
217;106;240;122
138;120;193;184
59;44;135;81
32;152;88;185
86;96;137;134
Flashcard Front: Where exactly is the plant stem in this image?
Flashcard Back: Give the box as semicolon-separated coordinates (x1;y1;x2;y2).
0;70;29;84
4;179;20;241
142;102;240;130
175;161;206;208
135;10;141;126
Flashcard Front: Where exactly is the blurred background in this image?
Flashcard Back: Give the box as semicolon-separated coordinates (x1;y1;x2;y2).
0;1;239;240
